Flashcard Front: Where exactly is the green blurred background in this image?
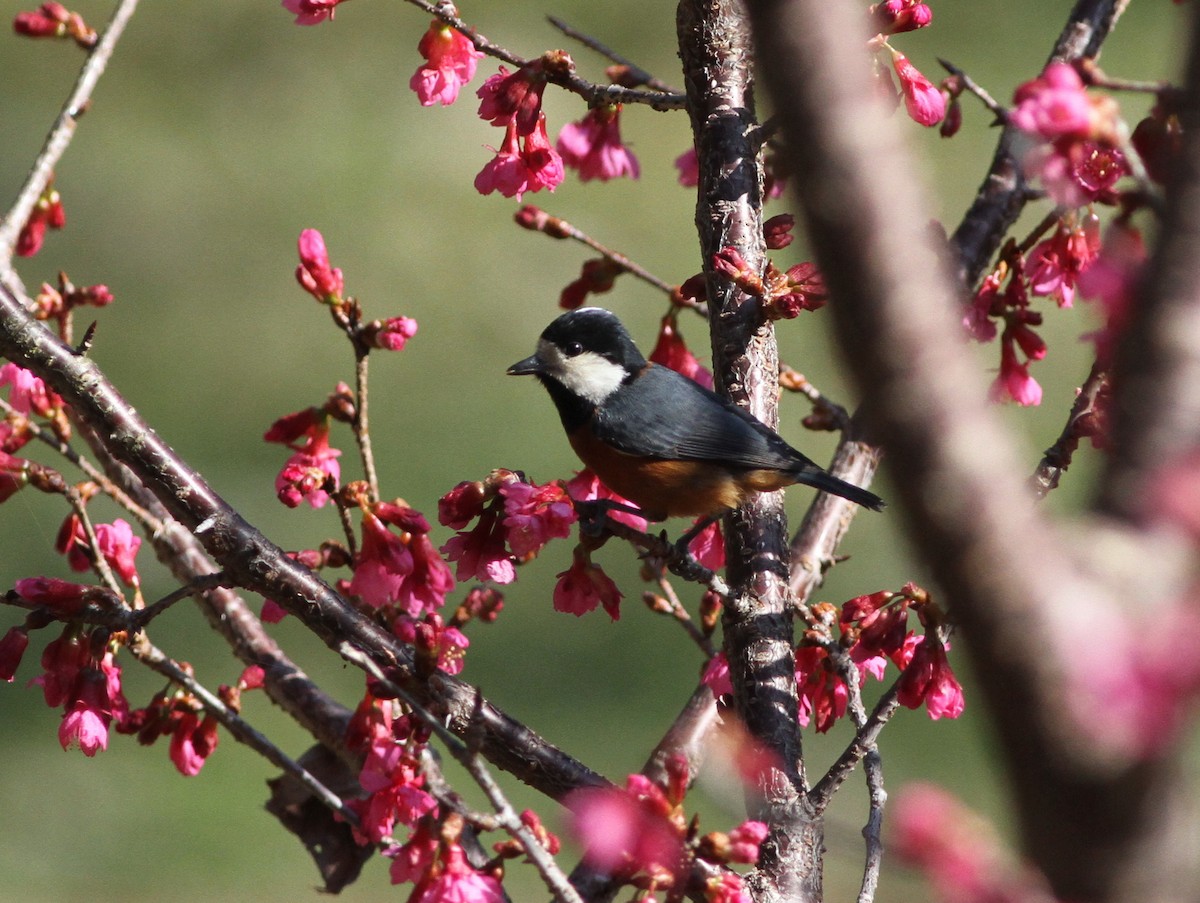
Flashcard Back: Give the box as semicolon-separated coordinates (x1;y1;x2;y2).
0;2;1184;900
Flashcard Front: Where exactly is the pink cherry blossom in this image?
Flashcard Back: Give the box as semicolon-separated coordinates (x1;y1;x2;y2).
500;479;576;557
891;50;945;127
281;0;347;26
409;20;483;107
476;64;547;135
556;105;640;182
553;548;623;619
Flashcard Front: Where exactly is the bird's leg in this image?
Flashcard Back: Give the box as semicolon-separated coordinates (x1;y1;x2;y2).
671;514;717;560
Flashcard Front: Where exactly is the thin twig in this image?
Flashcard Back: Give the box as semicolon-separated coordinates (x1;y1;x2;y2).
819;642;889;903
938;58;1007;122
65;485;126;598
546;16;680;94
645;571;717;657
353;350;380;501
778;365;851;432
520;208;677;296
1030;361;1108;498
0;0;142;262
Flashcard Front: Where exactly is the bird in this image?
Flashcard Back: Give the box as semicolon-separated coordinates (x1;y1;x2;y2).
507;308;884;538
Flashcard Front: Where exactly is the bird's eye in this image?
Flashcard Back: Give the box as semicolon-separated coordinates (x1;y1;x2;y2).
563;341;584;357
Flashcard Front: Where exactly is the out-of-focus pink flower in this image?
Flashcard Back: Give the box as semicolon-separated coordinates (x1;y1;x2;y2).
706;872;753;903
674;147;699;187
1027;140;1127;208
500;479;576;557
649;316;714;389
409;19;483;107
1010;62;1093;141
59;673;110;756
1077;219;1145;364
281;0;347;26
891;50;945;127
56;650;126;757
387;821;438;886
727;820;769;864
891;783;1032;903
557;105;640;182
566;779;683;874
553;547;623;620
14;2;69;36
295;228;344;301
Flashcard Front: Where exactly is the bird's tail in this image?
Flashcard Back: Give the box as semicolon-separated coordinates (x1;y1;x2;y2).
795;465;886;511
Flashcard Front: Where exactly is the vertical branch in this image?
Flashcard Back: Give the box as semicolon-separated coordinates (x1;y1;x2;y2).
676;2;819;901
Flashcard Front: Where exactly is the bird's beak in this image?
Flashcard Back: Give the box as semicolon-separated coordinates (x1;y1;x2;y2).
507;354;543;376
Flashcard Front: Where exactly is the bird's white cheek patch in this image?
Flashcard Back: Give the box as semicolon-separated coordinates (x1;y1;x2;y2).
548;348;626;404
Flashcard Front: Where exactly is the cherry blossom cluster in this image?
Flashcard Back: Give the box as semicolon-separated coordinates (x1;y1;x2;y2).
704;582;964;732
343;692;554;900
958;59;1181;409
712;242;828;322
286;2;644;196
567;754;767;903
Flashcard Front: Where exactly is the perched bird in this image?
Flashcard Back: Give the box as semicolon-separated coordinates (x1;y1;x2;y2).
507;308;884;531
